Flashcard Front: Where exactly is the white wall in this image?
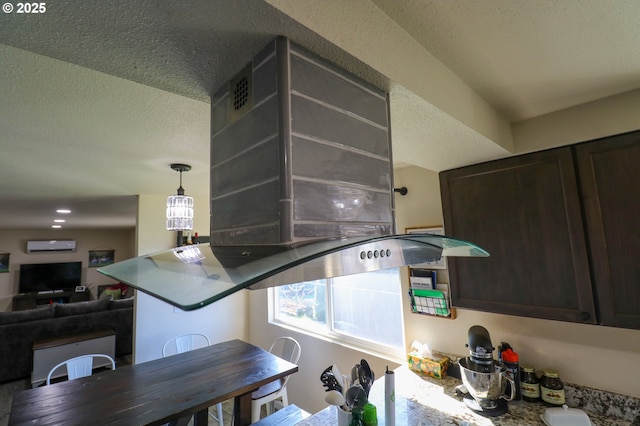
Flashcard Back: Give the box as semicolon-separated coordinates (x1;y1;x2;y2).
132;194;248;364
0;228;135;311
513;88;640;153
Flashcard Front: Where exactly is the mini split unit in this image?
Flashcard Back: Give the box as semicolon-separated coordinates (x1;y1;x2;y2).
26;240;77;253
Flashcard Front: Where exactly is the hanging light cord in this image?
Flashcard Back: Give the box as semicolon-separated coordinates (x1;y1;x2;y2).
177;169;185;195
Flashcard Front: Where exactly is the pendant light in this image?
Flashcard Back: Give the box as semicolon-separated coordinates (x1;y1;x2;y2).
166;163;194;231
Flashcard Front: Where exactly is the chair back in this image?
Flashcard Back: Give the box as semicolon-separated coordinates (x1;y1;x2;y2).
46;354;116;385
269;337;301;389
162;333;211;357
161;333;225;425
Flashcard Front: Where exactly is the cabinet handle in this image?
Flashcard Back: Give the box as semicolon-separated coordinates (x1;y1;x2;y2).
580;311;590;321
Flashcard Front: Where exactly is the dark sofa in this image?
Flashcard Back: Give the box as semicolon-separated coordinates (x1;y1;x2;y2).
0;297;133;383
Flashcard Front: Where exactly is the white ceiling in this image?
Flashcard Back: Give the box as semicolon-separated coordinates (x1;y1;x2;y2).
1;0;639;230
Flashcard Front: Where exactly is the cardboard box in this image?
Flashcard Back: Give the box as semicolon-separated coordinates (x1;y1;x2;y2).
407;351;450;379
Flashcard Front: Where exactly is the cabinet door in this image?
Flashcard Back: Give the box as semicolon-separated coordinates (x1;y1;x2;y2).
440;147;596;323
576;131;640;329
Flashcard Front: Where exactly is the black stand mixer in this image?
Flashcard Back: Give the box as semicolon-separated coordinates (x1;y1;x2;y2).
459;325;515;416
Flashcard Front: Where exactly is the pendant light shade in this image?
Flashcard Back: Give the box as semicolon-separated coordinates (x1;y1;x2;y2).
166;164;194;231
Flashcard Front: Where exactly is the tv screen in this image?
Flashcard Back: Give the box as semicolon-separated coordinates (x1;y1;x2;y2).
19;261;82;293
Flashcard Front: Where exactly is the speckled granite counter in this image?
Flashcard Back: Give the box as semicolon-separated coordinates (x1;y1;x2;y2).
298;366;638;425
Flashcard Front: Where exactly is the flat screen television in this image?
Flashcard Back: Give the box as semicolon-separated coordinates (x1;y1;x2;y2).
19;261;82;293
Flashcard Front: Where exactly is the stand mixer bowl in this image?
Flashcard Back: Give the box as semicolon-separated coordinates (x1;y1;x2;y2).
459;357;515;409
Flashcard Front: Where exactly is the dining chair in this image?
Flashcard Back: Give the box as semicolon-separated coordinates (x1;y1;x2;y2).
162;334;224;426
46;353;115;385
251;336;302;423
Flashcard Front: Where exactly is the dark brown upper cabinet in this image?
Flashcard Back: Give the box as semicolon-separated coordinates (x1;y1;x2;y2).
440;147;596;324
440;130;640;329
575;131;640;329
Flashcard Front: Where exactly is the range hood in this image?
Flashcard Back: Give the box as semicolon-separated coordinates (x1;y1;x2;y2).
98;234;488;311
98;37;489;310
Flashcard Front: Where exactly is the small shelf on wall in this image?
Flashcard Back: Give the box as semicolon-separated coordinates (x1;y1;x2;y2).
408;268;456;320
405;225;456;319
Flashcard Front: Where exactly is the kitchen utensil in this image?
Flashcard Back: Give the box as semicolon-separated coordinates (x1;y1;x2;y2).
459;325;514;416
343;374;351;390
325;389;346;407
459;357;515;405
332;364;345;389
351;364;360;385
320;367;343;393
345;385;368;411
321;375;342;393
540;405;592;426
360;359;374;381
358;359;372;398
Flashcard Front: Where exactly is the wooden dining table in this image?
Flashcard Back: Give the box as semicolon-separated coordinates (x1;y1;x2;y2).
9;339;299;426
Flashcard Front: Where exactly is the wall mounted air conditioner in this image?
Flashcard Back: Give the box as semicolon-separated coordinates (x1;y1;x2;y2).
26;240;77;253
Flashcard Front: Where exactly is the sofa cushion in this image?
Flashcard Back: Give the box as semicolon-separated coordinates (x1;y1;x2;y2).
54;298;111;317
0;306;54;325
110;297;133;310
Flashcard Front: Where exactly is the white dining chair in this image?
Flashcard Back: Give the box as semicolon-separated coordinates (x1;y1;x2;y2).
162;334;224;426
251;336;302;423
46;353;116;385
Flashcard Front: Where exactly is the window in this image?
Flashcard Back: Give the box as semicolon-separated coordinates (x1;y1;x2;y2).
270;269;405;359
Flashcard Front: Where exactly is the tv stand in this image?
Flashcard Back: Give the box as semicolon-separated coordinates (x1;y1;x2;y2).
12;290;90;311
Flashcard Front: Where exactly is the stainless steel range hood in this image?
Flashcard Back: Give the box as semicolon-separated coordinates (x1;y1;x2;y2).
98;37;489;310
98;234;488;311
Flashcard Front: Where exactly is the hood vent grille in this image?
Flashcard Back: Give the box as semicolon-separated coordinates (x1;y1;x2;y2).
229;65;253;123
233;77;249;111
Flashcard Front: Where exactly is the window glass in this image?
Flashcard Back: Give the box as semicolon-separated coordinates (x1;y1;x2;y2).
330;269;404;348
274;280;327;332
272;269;405;358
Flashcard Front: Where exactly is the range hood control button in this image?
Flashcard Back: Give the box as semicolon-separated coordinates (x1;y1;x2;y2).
359;248;392;261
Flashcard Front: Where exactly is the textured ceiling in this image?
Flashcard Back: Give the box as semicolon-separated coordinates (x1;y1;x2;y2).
371;0;640;121
1;0;639;229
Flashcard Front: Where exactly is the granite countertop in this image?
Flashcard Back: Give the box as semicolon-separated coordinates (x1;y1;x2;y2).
298;366;634;426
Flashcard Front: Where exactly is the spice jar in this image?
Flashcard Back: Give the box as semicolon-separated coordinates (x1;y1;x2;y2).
520;365;540;403
540;368;565;406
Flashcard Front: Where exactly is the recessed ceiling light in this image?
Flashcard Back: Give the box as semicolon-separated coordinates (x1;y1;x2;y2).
52;225;62;229
54;219;66;223
56;209;71;214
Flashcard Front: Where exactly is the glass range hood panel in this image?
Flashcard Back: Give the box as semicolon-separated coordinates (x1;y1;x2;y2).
98;234;488;311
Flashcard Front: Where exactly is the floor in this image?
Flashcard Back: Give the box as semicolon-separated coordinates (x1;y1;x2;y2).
0;355;241;426
0;378;28;426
